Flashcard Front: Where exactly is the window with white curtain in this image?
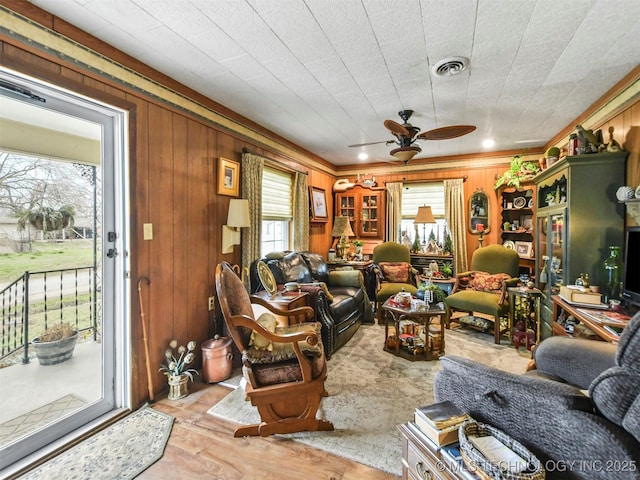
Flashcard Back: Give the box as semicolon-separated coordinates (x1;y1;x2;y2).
400;182;447;246
261;167;292;255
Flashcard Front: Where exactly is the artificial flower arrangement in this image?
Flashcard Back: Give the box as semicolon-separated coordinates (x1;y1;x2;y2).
352;239;365;247
159;339;199;381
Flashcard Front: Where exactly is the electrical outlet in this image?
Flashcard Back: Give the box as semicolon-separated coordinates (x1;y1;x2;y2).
208;296;215;311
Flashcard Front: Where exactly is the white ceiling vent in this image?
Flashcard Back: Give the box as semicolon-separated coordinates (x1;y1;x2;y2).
431;57;469;77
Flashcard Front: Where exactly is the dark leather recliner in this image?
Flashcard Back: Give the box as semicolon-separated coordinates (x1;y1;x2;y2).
250;251;374;358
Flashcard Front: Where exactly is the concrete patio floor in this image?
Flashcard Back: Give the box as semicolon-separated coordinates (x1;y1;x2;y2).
0;340;102;426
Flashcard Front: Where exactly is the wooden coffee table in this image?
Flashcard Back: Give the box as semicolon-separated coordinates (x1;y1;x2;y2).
382;298;445;361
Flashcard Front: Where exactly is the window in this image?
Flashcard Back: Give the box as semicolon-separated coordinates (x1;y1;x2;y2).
261;167;292;255
400;182;447;246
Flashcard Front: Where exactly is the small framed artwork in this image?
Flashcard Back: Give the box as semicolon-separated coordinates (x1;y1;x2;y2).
309;186;328;222
521;214;534;231
218;157;240;197
515;241;533;258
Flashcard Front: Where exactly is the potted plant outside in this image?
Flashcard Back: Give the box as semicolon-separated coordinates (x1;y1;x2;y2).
159;339;199;400
32;323;78;365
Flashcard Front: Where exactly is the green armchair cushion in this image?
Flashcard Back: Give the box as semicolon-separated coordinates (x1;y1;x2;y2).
377;283;418;302
445;290;508;317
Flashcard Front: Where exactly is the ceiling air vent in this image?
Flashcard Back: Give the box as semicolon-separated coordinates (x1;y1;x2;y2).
431;57;469;77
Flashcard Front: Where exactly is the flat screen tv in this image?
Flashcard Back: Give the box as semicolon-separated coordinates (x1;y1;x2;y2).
621;226;640;308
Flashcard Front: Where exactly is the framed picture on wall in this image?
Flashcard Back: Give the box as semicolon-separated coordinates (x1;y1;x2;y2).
218;157;239;196
309;186;328;222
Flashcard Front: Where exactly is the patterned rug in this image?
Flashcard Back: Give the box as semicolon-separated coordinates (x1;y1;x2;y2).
0;395;85;447
19;407;173;480
207;323;531;475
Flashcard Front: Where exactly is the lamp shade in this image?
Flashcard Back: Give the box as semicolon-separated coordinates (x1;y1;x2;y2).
227;199;250;228
390;145;421;162
414;205;436;224
331;216;355;238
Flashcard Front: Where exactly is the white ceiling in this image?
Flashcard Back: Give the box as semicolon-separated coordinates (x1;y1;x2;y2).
29;0;640;166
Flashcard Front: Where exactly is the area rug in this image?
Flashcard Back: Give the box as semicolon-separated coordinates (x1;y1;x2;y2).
19;407;173;480
207;324;531;475
0;394;85;447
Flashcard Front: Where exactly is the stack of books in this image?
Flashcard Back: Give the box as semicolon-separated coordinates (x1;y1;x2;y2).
414;400;469;447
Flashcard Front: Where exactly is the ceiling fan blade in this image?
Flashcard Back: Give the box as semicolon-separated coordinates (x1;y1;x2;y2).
348;140;393;147
417;125;476;141
383;119;411;138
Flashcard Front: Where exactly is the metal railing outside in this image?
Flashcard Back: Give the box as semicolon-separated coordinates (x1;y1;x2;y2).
1;266;98;364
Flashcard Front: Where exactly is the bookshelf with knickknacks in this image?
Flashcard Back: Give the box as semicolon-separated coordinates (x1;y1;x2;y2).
497;184;536;277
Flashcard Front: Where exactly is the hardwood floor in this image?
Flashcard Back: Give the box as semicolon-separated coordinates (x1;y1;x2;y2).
141;381;399;480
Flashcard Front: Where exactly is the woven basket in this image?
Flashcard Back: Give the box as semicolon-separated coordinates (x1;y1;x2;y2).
458;421;545;480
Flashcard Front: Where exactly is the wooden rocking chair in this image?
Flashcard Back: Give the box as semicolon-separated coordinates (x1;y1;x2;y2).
215;261;334;437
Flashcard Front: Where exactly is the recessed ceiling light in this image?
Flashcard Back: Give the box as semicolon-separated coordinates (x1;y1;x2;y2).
482;139;496;148
358;152;368;161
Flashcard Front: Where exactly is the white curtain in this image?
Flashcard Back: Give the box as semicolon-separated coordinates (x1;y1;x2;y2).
444;179;469;274
386;182;403;242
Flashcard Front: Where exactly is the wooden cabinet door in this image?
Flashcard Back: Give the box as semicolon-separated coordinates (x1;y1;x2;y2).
336;186;385;240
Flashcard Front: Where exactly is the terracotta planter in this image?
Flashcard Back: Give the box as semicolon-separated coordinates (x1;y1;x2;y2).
32;332;78;365
167;374;190;400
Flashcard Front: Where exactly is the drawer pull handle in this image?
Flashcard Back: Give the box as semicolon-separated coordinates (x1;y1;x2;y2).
414;461;432;479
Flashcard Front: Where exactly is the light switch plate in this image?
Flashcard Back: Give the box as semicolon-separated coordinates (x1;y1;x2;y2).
143;223;153;240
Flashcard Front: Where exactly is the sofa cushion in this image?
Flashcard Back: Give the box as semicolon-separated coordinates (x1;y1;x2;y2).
589;365;640;442
378;262;411;283
266;252;313;284
468;271;510;292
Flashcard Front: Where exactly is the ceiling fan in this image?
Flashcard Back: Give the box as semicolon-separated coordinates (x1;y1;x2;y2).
349;110;476;163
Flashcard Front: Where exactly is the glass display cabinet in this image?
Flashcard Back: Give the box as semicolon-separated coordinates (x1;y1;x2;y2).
534;152;627;339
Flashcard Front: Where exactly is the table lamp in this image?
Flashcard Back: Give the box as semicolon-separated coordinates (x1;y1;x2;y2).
414;205;436;247
331;216;355;260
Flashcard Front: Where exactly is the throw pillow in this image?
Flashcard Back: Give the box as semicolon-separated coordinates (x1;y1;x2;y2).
250;313;278;351
379;262;411;283
469;271;511;292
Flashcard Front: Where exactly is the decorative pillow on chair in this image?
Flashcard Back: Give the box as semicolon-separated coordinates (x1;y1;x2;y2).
469;272;511;292
379;262;411;283
250;313;278;351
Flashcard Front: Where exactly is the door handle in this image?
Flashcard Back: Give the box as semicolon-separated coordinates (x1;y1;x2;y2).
107;248;117;258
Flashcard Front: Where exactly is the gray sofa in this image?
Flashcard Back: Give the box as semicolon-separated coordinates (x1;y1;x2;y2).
250;251;374;359
434;311;640;480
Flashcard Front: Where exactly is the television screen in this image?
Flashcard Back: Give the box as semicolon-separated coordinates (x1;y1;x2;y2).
622;227;640;308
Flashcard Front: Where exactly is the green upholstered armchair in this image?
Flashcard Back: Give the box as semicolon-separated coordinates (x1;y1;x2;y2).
444;244;520;344
371;242;420;321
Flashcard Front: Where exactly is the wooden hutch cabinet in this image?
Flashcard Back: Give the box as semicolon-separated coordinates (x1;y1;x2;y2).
335;185;386;240
534;152;627;339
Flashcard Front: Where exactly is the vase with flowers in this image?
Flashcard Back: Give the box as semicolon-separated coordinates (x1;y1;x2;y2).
352;239;364;259
159;339;199;400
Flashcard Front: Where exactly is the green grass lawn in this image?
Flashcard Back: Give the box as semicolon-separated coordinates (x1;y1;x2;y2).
0;240;95;283
1;241;98;364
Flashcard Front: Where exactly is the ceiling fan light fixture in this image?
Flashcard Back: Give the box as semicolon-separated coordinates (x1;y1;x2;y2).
431;57;469;77
390;145;421;162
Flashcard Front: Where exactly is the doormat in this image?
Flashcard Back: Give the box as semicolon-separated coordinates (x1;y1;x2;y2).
18;407;174;480
0;394;85;447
